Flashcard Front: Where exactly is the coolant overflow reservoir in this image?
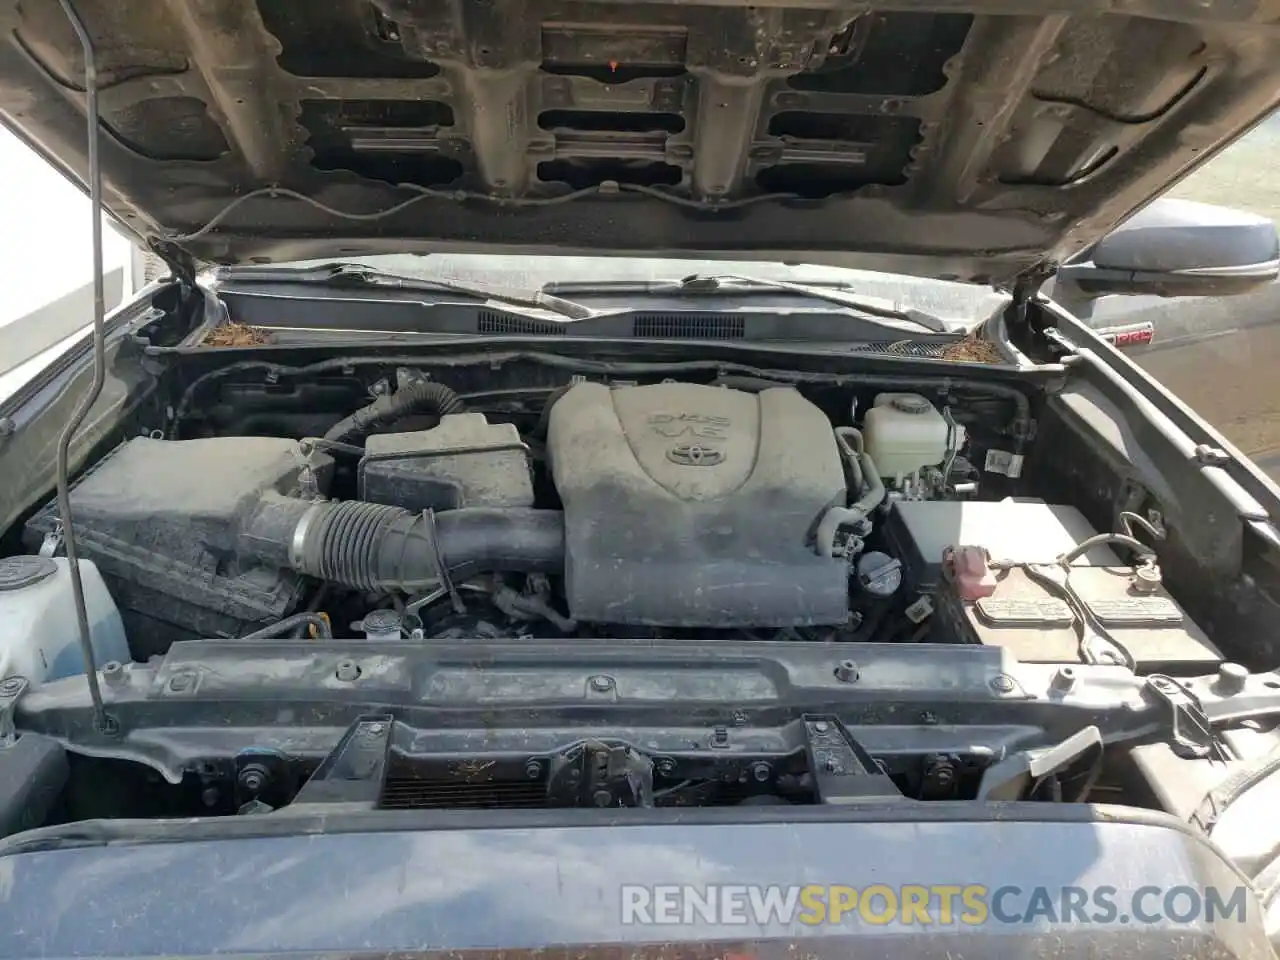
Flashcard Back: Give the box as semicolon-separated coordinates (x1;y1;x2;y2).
0;556;129;687
863;393;963;479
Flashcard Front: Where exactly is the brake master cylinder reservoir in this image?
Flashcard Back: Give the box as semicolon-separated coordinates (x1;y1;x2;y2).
0;556;128;686
863;393;961;480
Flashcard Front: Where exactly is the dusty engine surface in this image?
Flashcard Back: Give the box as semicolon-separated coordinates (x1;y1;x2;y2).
546;382;849;626
26;437;330;654
18;367;1220;664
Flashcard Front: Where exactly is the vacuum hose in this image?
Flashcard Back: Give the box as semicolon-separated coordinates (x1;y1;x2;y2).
323;381;465;445
815;429;886;558
244;496;564;592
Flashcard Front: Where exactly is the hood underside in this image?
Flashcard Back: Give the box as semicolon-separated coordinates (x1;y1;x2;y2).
4;0;1280;283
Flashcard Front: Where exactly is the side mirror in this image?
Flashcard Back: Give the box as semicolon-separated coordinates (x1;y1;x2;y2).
1056;198;1279;300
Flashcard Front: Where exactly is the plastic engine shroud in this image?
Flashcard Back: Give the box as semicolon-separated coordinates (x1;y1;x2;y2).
547;382;849;626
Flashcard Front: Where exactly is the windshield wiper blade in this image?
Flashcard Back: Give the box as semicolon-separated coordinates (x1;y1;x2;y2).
546;274;948;332
233;263;596;321
677;275;948;332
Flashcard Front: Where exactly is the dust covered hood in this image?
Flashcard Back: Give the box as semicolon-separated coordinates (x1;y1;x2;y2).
4;0;1280;284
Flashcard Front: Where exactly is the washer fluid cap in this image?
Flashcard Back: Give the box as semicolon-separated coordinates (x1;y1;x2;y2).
890;394;932;415
0;556;57;591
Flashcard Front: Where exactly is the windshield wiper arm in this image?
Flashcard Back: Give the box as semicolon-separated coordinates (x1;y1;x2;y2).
230;263;596;321
545;274;948;332
676;275;948;332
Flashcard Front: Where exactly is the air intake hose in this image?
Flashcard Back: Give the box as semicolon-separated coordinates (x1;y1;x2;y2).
323;381;465;445
244;497;564;592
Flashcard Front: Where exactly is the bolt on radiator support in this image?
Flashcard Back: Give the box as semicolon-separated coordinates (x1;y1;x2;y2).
52;0;112;735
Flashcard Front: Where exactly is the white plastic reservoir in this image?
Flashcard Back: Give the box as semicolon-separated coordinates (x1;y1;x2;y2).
0;556;129;686
863;393;964;480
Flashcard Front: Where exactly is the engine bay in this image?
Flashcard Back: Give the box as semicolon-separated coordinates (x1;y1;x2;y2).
22;371;1209;668
5;342;1275;830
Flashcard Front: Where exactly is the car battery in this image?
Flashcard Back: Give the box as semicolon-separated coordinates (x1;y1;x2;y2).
885;498;1222;672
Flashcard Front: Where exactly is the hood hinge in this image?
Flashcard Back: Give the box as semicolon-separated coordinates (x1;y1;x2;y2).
147;237;198;289
1003;263;1057;332
147;237;229;335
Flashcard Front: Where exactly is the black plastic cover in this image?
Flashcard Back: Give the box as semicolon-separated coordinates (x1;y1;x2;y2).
547;382;848;626
25;437;329;654
359;414;534;512
0;733;67;840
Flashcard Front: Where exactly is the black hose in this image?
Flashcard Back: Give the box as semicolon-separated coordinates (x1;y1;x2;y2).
322;382;465;445
255;499;565;593
239;612;333;640
292;582;331;638
849;598;893;642
1058;532;1155;566
533;384;573;439
950;382;1033;451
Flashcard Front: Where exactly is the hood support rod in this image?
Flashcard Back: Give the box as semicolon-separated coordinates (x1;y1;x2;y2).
54;0;112;735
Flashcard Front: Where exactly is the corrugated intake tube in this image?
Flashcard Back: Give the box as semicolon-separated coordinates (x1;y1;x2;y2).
322;381;465;445
246;498;564;593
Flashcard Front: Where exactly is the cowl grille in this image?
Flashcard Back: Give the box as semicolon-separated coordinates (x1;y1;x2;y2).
633;313;746;339
851;340;953;357
477;310;566;334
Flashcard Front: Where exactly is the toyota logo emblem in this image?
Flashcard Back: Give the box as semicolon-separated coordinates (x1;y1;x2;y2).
667;443;724;466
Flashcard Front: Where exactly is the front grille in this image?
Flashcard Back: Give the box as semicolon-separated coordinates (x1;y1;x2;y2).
379;775;758;809
380;777;548;809
633;313;746;339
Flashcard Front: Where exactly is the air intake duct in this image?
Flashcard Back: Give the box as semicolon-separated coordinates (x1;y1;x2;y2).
244;496;564;592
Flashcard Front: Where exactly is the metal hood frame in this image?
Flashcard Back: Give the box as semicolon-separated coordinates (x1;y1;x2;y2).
2;0;1279;284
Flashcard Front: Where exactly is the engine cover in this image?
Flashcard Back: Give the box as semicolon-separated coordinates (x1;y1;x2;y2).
547;382;849;626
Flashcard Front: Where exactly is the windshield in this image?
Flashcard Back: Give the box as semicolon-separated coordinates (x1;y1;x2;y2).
247;254;1011;330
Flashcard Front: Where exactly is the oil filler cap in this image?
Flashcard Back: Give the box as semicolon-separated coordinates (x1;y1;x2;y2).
857;551;903;598
0;555;56;591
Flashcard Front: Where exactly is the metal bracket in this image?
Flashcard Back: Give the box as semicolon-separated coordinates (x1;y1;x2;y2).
545;739;655;808
1196;668;1280;726
1042;327;1077;355
291;714;394;809
1006;266;1055;312
232;745;291;811
146;238;198;290
0;676;28;746
802;715;902;804
1147;675;1229;761
145;237;229;336
38;523;64;558
977;725;1103;800
1194;444;1231;467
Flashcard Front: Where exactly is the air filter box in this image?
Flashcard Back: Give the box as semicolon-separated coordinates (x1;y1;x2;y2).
25;436;328;655
358;413;534;512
